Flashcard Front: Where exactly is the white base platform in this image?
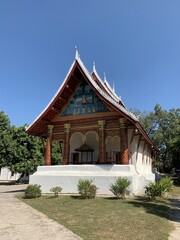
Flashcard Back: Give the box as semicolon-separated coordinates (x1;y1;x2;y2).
29;165;155;195
0;167;21;181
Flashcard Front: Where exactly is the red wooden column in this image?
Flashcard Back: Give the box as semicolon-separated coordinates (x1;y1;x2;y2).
119;118;129;164
62;123;71;165
98;120;106;164
45;125;54;166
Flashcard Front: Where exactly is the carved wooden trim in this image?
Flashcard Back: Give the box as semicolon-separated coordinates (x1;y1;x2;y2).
98;120;106;163
53;111;119;122
119;126;128;164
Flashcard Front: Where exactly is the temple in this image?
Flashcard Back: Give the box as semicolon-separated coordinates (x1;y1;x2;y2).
27;49;156;194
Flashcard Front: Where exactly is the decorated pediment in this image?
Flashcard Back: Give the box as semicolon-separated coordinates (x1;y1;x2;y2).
61;79;109;116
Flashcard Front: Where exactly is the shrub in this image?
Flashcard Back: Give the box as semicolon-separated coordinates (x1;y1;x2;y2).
50;186;62;197
25;184;41;199
145;177;174;200
145;182;164;200
78;179;97;199
109;177;131;199
160;177;173;193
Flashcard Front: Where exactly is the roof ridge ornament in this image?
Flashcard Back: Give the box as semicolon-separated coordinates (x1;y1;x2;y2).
112;82;115;92
75;46;80;59
93;62;96;72
103;72;107;82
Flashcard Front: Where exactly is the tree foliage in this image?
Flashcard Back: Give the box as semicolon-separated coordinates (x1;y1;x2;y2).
0;112;44;176
51;141;62;165
0;111;62;176
131;104;180;172
0;111;15;167
10;125;44;175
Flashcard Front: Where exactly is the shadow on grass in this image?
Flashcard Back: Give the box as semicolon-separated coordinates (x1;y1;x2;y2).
126;197;180;223
70;195;82;200
70;195;98;200
103;196;122;200
168;198;180;223
46;195;61;199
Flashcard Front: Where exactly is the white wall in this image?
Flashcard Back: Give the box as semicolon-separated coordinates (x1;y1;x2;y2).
136;141;144;174
130;135;139;166
30;165;155;195
128;132;153;175
0;167;21;181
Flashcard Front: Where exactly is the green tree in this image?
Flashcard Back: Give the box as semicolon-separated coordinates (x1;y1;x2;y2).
10;125;44;176
0;111;15;168
131;105;180;172
0;111;44;176
0;111;63;176
52;141;62;165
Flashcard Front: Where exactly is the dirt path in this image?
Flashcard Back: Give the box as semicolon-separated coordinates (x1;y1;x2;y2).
0;183;81;240
169;197;180;240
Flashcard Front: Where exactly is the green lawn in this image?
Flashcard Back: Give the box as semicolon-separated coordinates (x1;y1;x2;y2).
170;183;180;198
20;194;174;240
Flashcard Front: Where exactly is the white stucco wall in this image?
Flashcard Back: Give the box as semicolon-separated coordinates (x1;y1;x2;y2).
0;167;21;181
30;165;155;195
130;135;139;166
136;141;143;174
128;132;153;176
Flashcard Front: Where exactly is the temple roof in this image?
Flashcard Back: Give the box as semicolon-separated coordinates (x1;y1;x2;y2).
26;49;156;149
73;49;138;121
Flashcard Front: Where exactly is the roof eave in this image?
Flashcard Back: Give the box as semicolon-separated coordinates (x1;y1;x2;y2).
26;59;77;134
135;122;158;151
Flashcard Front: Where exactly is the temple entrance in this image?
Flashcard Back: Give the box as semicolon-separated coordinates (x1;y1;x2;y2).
105;136;121;164
69;131;99;164
75;143;94;164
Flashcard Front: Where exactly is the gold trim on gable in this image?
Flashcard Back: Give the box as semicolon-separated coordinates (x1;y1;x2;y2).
52;111;119;122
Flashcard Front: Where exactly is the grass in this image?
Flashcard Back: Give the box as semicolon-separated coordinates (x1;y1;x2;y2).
19;194;174;240
170;183;180;198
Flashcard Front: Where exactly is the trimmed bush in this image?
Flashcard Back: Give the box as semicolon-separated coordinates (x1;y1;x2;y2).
50;186;62;197
78;179;97;199
109;177;131;199
145;177;174;200
160;177;173;193
25;184;41;199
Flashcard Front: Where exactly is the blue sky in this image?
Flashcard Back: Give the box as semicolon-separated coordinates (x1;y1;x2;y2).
0;0;180;126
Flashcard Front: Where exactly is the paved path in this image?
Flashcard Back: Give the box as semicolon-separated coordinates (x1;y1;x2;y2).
169;197;180;240
0;183;81;240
